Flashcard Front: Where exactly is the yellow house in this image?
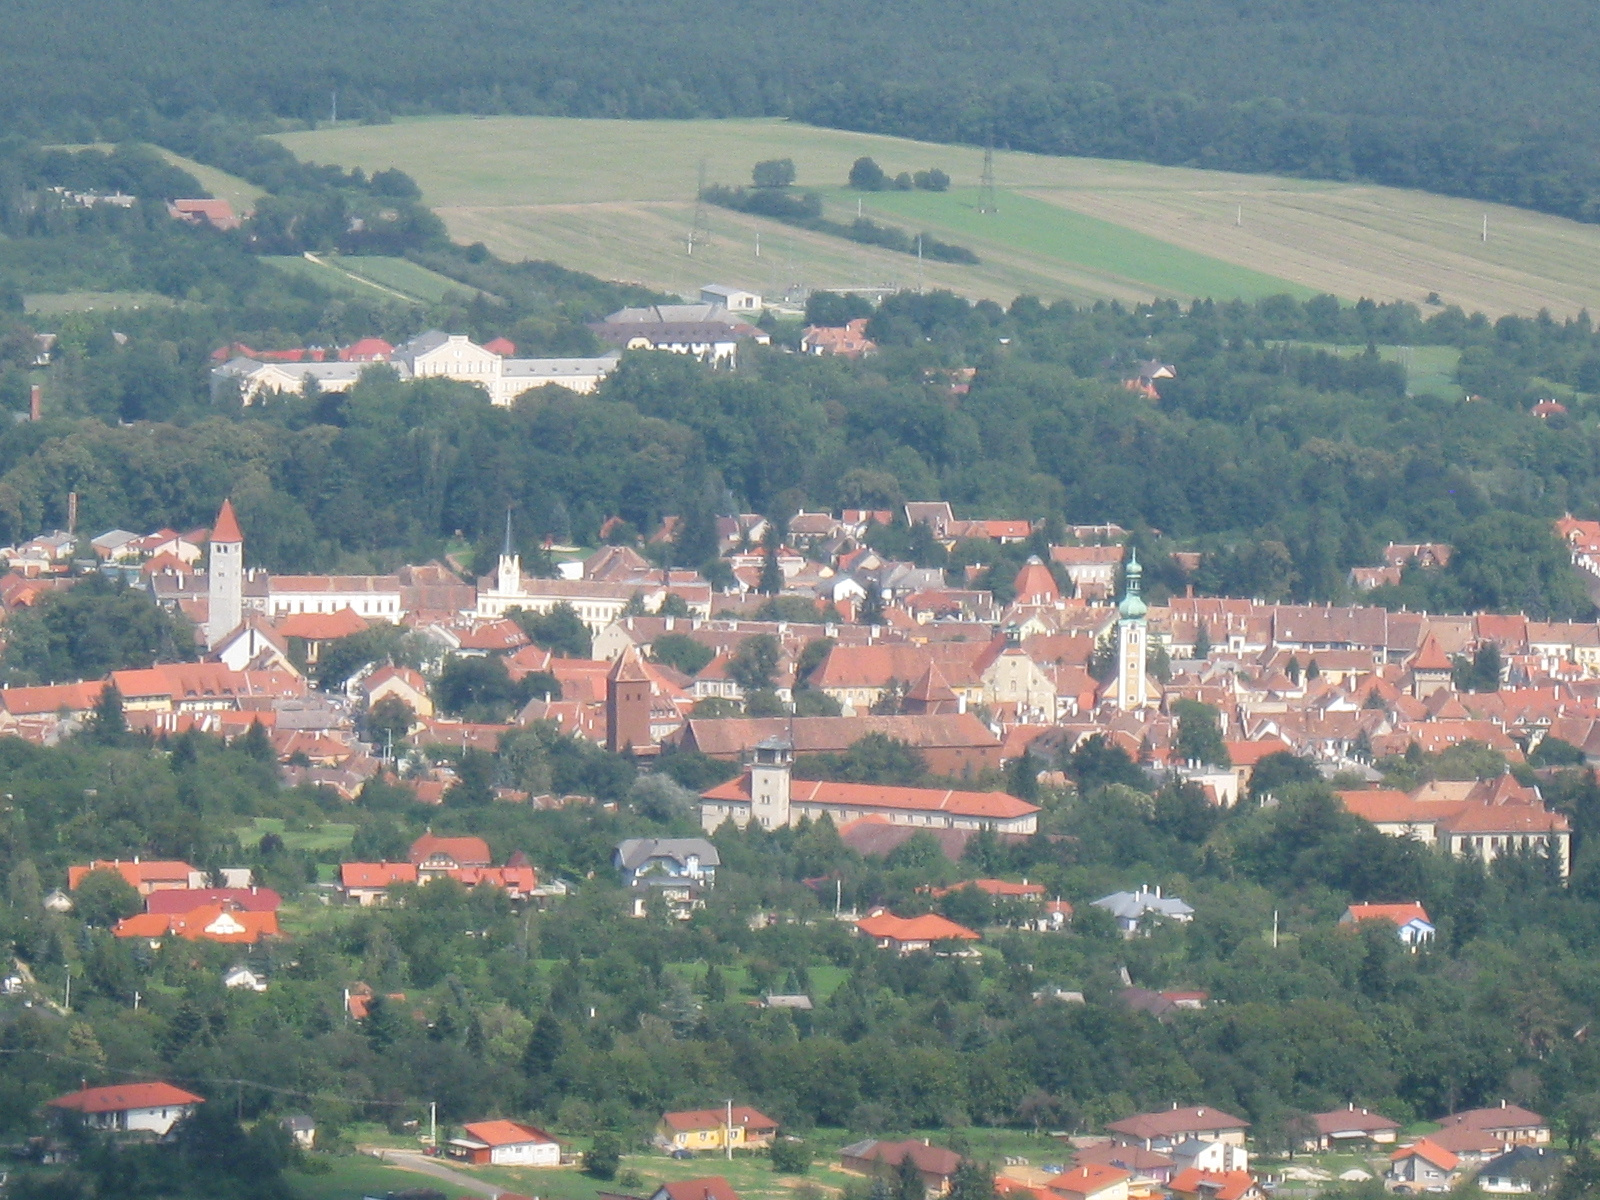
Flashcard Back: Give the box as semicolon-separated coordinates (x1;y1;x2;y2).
657;1107;778;1152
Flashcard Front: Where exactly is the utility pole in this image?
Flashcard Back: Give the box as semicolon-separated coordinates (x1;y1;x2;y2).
726;1098;734;1161
980;144;997;214
916;234;924;294
1272;910;1279;949
1483;214;1488;244
63;968;71;1011
430;1101;437;1147
755;231;760;259
1236;204;1242;228
331;91;338;123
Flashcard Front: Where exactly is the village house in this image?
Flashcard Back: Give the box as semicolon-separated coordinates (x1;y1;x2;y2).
1428;1103;1550;1157
655;1106;778;1152
339;862;418;905
447;1120;561;1166
1341;902;1436;947
649;1178;743;1200
1305;1105;1401;1152
855;910;980;954
614;837;719;918
1092;886;1195;937
47;1082;205;1137
69;859;205;896
677;713;1003;777
1165;1169;1261;1200
1389;1140;1459;1188
840;1140;963;1195
801;318;876;358
1045;1164;1132;1200
1478;1146;1560;1194
113;904;280;946
1104;1105;1250;1153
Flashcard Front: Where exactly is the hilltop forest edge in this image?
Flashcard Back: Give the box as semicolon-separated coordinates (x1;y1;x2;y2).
6;0;1600;228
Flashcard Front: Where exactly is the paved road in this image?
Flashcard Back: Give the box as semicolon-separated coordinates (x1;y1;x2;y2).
365;1147;504;1198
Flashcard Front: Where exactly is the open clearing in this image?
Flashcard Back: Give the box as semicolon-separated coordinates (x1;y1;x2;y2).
264;253;476;303
273;116;1600;315
24;290;175;315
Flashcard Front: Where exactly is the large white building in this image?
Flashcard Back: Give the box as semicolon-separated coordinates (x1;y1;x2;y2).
213;332;619;406
475;536;709;630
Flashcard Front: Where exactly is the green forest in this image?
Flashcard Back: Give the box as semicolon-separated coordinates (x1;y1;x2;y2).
5;0;1600;224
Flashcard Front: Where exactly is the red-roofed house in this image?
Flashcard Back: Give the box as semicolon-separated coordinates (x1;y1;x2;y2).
169;198;240;230
841;1141;963;1194
1106;1106;1250;1152
1046;1164;1130;1200
409;832;492;873
47;1082;204;1135
657;1106;778;1151
1306;1105;1401;1151
1166;1169;1260;1200
801;319;876;358
69;859;204;895
1389;1141;1458;1187
447;1119;559;1165
113;905;279;945
340;337;394;362
1341;902;1435;947
856;909;979;953
340;862;419;904
363;665;434;718
145;887;280;915
650;1178;743;1200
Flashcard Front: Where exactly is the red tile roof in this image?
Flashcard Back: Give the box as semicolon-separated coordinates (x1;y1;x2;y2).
276;608;369;641
1047;1163;1133;1197
1392;1139;1458;1171
654;1178;742;1200
341;862;419;888
68;860;196;890
48;1082;203;1114
1343;902;1431;927
1168;1169;1257;1200
409;833;492;867
114;905;279;943
702;774;1038;822
145;887;280;914
460;1119;556;1147
1105;1105;1250;1140
856;911;979;943
211;499;243;544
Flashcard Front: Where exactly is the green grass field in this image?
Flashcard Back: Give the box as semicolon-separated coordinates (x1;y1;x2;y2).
236;816;355;853
264;253;474;304
270;115;1600;315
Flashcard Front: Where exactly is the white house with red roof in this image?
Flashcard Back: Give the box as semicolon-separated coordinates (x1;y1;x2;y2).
1389;1140;1459;1187
1341;902;1435;947
446;1118;560;1165
656;1105;778;1151
48;1082;204;1135
1105;1105;1250;1152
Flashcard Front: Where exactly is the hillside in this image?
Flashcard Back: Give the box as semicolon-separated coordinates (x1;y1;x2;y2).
7;0;1600;228
278;117;1600;316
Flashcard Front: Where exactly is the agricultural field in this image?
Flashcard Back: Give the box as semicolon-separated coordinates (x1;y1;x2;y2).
263;252;476;304
1281;343;1465;399
273;116;1600;315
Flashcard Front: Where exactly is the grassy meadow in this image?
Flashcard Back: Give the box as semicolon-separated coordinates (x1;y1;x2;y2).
271;116;1600;315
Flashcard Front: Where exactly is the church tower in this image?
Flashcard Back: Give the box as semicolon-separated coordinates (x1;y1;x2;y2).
206;498;243;649
496;508;521;597
1115;550;1149;711
605;646;653;754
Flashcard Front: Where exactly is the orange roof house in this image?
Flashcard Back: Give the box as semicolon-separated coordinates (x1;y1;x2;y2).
650;1179;744;1200
856;910;979;953
1389;1139;1458;1185
48;1082;204;1135
409;832;492;870
701;773;1040;834
447;1118;560;1166
1047;1163;1133;1200
1341;902;1435;947
114;905;279;944
929;878;1046;900
1166;1169;1260;1200
69;859;203;895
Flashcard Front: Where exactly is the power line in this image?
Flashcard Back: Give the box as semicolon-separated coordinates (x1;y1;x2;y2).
979;144;997;215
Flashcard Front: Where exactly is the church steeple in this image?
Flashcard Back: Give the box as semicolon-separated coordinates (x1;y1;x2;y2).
1115;548;1150;710
496;507;521;597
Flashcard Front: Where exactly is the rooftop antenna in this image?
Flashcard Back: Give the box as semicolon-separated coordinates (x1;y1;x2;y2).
979;143;998;215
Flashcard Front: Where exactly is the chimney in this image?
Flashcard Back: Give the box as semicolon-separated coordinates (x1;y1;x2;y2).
29;385;41;422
